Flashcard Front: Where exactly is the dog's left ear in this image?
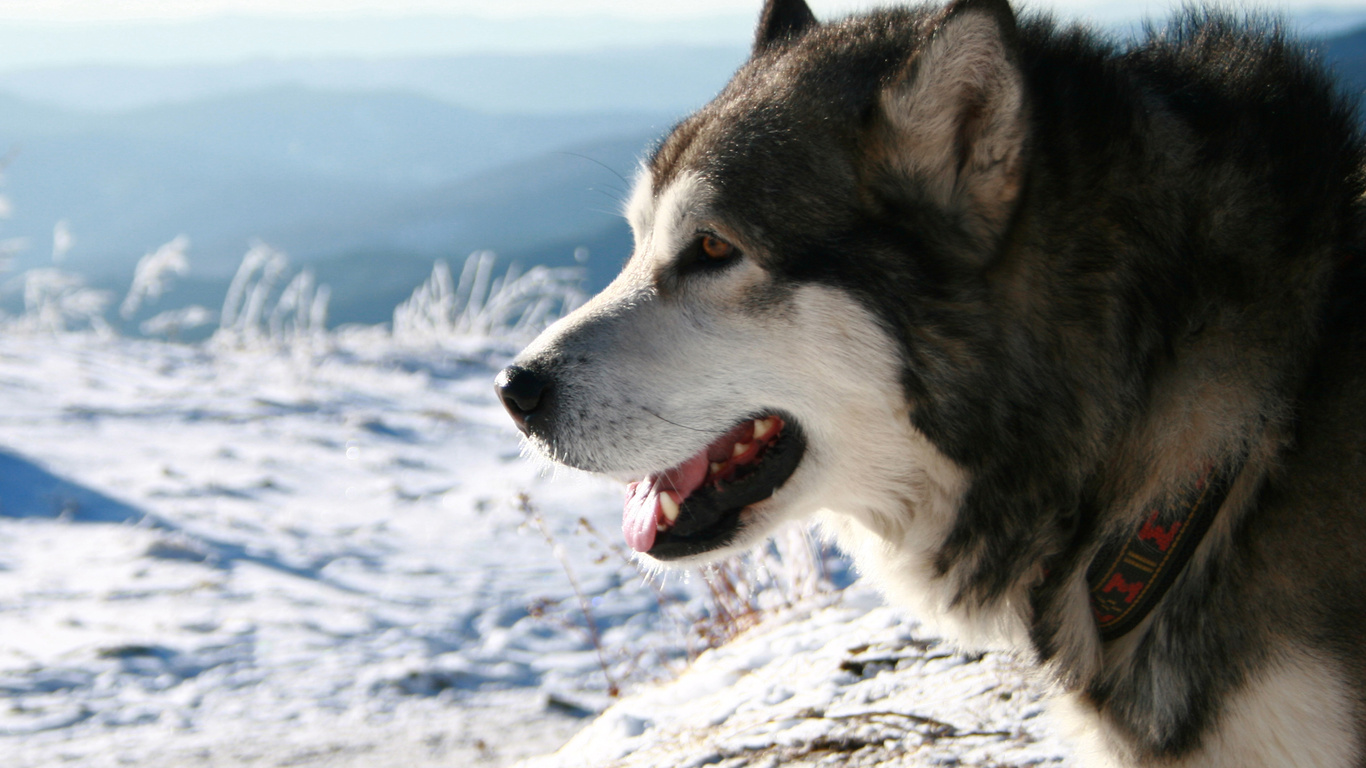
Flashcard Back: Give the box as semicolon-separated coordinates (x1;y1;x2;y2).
874;0;1027;252
754;0;818;53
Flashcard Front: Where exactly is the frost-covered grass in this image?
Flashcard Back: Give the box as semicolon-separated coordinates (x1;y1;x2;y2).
392;252;587;345
121;236;190;321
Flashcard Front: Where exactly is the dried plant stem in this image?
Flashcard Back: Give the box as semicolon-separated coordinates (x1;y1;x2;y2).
519;494;620;698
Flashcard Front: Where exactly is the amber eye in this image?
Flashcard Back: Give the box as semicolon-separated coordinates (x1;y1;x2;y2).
700;234;734;260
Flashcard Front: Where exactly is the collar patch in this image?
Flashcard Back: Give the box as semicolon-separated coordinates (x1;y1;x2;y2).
1086;461;1240;641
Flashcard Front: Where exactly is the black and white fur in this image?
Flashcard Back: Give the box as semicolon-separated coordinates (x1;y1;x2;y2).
498;1;1366;765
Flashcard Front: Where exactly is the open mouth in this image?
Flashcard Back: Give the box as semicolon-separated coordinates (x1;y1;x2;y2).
622;412;806;560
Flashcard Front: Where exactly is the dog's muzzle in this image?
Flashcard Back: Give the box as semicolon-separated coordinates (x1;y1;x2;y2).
494;357;809;561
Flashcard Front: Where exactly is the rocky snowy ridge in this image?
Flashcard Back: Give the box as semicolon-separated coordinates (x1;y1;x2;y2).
518;586;1072;768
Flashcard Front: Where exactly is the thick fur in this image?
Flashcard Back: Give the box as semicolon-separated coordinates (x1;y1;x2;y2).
502;1;1366;765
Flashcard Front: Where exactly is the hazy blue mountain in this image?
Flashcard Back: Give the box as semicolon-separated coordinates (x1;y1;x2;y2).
0;15;756;73
0;48;749;116
1320;26;1366;97
6;25;1366;334
0;49;699;331
1292;9;1366;38
215;132;646;327
0;89;668;281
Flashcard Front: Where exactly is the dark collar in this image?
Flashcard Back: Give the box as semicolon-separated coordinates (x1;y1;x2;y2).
1086;460;1241;641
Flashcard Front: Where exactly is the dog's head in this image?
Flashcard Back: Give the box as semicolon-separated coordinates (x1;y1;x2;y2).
497;0;1028;567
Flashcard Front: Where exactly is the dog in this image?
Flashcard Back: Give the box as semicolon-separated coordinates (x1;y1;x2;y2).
496;0;1366;764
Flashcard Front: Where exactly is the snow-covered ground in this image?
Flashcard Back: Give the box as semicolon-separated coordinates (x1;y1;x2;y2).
0;330;701;767
0;329;1072;768
519;587;1073;768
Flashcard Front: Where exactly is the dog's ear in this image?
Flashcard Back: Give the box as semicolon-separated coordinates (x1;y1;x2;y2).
754;0;818;53
873;0;1027;252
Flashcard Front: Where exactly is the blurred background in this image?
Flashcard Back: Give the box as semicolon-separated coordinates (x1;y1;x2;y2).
0;2;1365;767
1;0;1365;337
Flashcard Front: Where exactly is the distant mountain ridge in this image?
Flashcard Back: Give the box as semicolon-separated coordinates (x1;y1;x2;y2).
0;87;667;283
0;48;750;116
0;15;758;73
0;47;752;303
1319;25;1366;95
1;30;1365;332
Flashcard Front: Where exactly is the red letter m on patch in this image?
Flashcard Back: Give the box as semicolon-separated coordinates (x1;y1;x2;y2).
1138;513;1181;552
1104;573;1145;604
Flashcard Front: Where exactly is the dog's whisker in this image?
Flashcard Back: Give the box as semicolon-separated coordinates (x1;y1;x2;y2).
559;151;632;191
642;406;727;434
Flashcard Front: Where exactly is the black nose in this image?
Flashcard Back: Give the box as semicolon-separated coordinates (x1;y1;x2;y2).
495;365;549;431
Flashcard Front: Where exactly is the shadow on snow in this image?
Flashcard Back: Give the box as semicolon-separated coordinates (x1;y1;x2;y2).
0;449;146;524
0;449;377;593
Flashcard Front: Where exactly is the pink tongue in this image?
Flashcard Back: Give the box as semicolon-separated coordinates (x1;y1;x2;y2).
622;451;710;553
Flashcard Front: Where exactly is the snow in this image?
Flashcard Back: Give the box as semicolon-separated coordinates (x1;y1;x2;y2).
0;328;1074;767
518;587;1074;768
0;331;662;766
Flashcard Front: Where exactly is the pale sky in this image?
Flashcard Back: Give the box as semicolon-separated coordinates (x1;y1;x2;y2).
0;0;1361;72
1;1;946;21
0;0;1359;22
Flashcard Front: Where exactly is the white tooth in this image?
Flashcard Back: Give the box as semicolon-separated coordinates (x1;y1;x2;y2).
753;418;773;440
660;493;680;523
710;462;724;475
733;442;751;458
